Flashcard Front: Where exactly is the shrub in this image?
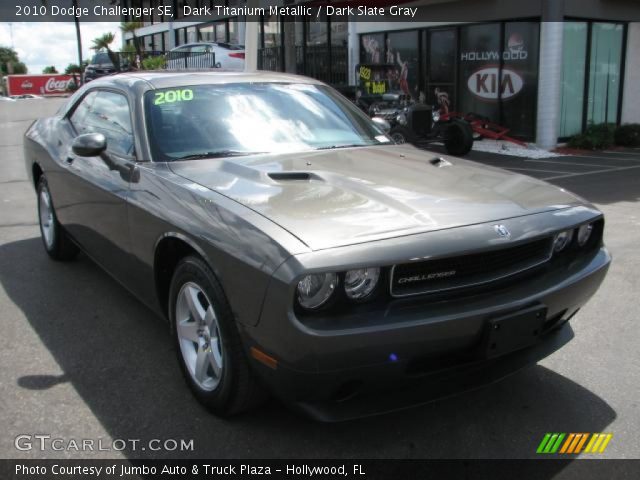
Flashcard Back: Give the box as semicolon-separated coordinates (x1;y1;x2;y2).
568;123;616;150
141;55;166;71
614;124;640;147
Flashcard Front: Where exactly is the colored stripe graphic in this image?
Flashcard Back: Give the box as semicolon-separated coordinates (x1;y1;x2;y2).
538;433;613;454
537;433;565;454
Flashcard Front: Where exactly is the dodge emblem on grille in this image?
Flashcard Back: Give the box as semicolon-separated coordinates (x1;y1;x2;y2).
494;224;511;239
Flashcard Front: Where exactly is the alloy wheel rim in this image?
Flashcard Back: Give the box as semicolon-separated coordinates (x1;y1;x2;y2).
39;187;55;249
175;282;224;391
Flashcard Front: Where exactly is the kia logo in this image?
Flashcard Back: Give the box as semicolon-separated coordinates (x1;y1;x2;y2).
467;67;523;100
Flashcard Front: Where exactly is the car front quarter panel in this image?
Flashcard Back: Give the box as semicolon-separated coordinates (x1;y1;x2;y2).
125;162;310;326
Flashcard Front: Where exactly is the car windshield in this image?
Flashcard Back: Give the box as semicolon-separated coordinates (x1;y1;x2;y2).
144;83;390;161
91;52;112;65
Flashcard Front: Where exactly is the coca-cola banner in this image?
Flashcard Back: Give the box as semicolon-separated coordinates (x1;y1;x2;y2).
6;74;75;96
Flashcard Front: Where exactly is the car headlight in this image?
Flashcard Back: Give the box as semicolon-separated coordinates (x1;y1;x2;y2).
344;267;380;301
396;113;408;126
577;223;594;246
297;273;338;310
553;230;573;253
432;110;441;122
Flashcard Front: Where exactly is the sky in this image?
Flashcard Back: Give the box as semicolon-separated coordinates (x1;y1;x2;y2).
0;22;122;74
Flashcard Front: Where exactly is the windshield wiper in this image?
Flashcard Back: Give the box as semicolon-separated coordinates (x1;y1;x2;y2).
174;150;264;161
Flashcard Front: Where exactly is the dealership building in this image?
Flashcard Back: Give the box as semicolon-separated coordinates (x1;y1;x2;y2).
123;0;640;148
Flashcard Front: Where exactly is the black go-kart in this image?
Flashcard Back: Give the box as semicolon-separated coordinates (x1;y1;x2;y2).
355;64;473;156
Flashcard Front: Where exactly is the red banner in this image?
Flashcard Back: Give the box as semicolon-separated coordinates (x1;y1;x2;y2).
6;74;75;96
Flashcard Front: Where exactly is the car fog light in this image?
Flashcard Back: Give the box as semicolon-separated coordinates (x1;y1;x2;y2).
344;267;380;301
432;110;441;122
553;230;573;253
577;223;594;246
396;113;408;126
297;273;337;310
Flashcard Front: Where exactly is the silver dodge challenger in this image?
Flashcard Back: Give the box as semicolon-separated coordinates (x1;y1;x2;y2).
24;71;610;420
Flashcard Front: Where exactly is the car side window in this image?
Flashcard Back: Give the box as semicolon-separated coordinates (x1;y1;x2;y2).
76;91;135;157
190;45;209;53
69;91;98;127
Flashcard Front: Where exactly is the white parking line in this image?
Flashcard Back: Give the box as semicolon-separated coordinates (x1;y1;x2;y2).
544;164;640;180
602;151;640;156
504;167;576;174
574;155;640;162
525;159;615;169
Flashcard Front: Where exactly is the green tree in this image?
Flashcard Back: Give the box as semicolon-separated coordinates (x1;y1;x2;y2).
91;32;120;70
120;21;143;64
64;63;82;90
42;65;58;74
0;46;28;75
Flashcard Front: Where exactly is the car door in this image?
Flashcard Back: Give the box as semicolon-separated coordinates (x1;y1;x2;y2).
57;89;136;280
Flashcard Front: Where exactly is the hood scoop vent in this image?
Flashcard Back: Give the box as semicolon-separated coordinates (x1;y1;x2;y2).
268;172;321;182
430;157;452;168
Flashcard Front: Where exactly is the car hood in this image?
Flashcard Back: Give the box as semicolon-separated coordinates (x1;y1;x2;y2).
169;145;583;251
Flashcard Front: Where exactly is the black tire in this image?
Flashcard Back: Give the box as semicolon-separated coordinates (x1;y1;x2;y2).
444;120;474;156
36;176;78;261
389;126;416;145
169;255;267;416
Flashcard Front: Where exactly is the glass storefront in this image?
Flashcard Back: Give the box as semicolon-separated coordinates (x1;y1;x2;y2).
559;23;588;137
559;21;625;138
587;23;624;125
361;22;541;139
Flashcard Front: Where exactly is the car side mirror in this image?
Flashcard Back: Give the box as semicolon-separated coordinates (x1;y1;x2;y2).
72;133;107;157
372;116;391;134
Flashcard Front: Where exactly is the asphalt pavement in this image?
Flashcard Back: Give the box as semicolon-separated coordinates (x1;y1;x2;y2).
0;98;638;462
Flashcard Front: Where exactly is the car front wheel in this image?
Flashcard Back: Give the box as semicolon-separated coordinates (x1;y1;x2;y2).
37;176;78;261
169;255;266;416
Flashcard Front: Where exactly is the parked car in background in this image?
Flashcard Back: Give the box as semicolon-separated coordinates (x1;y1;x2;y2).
24;71;610;421
168;42;245;70
84;52;123;82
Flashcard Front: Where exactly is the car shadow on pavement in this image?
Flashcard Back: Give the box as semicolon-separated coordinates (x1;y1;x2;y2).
0;237;617;463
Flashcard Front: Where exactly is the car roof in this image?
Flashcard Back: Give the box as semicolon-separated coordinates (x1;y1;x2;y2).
88;70;323;91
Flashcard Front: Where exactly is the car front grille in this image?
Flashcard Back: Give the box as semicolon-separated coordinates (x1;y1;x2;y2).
390;237;554;298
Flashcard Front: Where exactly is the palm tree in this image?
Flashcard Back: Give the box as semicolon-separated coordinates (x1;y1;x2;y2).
120;21;143;57
91;32;119;70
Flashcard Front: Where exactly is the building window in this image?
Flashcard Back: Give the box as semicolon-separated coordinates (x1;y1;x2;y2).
386;30;420;99
559;21;625;138
153;33;163;52
199;24;215;42
587;22;624;125
228;19;238;44
427;28;457;111
186;26;198;43
360;33;384;64
560;22;588;137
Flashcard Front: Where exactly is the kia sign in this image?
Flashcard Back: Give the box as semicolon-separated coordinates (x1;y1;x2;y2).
467;67;523;100
6;74;75;96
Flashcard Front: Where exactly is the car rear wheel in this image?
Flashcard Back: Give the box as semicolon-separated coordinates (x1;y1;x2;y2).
169;256;266;416
37;176;78;261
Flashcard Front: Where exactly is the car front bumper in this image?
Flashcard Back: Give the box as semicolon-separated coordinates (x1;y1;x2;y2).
242;242;610;421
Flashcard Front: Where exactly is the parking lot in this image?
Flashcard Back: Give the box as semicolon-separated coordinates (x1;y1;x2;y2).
1;98;638;461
